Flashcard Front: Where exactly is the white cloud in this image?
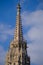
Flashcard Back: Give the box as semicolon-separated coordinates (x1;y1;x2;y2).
22;10;43;65
22;10;43;27
0;24;14;42
28;27;43;41
0;24;14;35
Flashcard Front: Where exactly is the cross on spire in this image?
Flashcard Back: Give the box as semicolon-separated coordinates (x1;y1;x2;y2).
19;0;20;3
18;0;21;6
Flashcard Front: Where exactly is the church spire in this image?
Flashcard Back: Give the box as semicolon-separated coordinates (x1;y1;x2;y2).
5;1;30;65
14;3;23;42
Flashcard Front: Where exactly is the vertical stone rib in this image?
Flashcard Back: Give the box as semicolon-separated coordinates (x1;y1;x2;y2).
14;4;23;42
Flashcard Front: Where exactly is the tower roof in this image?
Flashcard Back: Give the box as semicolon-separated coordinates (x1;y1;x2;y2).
14;3;23;42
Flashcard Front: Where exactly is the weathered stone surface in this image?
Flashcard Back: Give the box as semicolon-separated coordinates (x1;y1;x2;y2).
6;3;30;65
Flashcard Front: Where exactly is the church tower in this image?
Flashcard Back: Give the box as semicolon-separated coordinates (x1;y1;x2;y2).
6;2;30;65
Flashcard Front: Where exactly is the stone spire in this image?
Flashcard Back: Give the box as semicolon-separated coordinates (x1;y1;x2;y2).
14;3;23;42
5;2;30;65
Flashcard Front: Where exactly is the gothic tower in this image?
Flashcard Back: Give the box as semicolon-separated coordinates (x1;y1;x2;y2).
5;2;30;65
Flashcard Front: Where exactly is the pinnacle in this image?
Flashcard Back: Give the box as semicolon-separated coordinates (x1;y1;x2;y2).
14;3;23;42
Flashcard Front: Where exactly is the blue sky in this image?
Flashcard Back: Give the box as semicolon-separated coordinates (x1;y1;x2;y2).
0;0;43;65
